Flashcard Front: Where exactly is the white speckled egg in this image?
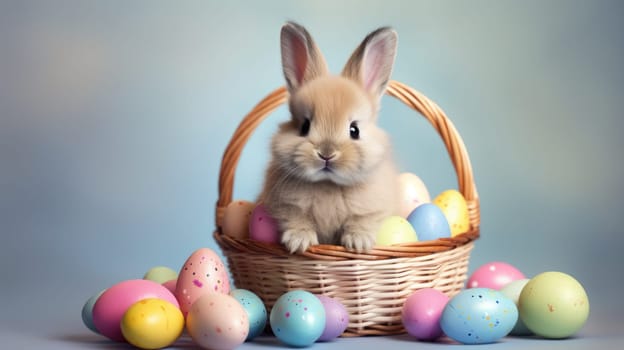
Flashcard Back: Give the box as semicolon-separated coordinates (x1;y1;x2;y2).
186;293;249;350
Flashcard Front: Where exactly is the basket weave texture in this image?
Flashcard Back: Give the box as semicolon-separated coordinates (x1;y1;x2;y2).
214;80;480;336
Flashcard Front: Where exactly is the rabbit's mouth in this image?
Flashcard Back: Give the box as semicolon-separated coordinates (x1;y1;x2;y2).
321;159;334;172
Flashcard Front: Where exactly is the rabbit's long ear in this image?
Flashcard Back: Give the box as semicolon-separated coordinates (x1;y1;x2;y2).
280;22;328;94
342;27;397;102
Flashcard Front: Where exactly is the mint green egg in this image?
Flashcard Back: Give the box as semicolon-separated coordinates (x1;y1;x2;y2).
500;279;533;335
519;272;589;338
143;266;178;284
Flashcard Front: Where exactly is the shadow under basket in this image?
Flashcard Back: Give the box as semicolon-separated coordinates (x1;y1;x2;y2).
214;80;480;337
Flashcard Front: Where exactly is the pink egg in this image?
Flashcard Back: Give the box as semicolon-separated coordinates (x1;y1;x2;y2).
186;293;249;350
175;247;230;316
401;288;449;341
92;279;179;342
467;261;526;290
162;279;177;294
316;295;349;341
249;204;280;244
398;173;431;218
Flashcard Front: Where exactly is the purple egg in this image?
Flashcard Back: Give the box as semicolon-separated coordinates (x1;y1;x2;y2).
401;288;449;341
316;295;349;341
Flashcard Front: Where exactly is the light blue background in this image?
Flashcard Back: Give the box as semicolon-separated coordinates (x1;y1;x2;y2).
1;0;622;348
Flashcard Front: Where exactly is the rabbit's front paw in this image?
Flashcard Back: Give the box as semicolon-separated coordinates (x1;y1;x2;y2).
341;230;375;253
282;228;319;254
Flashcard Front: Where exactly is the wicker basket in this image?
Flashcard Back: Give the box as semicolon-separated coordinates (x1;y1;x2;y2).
214;80;480;336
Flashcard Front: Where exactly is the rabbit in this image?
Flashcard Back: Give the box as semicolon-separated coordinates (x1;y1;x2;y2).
258;21;400;253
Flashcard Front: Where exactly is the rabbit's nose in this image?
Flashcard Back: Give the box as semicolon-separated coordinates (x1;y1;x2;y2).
317;152;336;161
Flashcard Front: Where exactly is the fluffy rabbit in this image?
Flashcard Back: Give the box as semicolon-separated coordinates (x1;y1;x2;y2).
258;22;399;253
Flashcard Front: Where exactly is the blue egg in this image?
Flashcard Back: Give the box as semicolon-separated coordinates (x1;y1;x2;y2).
270;290;326;347
406;203;451;241
81;289;105;334
440;288;518;344
230;289;268;340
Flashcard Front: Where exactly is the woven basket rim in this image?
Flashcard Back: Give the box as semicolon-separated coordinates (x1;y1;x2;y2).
214;80;480;260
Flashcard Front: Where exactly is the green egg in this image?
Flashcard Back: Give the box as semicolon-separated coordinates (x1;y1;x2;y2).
519;271;589;339
500;279;533;335
143;266;178;284
375;216;418;246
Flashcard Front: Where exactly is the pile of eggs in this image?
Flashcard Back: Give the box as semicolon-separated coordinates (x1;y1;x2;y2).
223;172;470;246
82;247;349;349
401;261;590;344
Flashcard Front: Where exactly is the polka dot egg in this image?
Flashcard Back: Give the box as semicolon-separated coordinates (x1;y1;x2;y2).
186;293;249;350
175;247;230;316
433;189;470;237
270;290;326;347
230;289;267;340
440;288;518;344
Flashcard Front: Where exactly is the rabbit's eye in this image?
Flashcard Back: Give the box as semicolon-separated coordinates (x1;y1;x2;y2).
300;118;311;137
349;122;360;140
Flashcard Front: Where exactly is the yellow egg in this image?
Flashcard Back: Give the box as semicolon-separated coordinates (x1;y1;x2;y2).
397;172;431;218
433;190;470;237
121;298;184;349
222;200;255;239
375;216;418;246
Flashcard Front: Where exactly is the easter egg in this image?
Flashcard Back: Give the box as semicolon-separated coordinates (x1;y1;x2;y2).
223;200;255;239
92;279;179;342
143;266;178;284
519;271;589;339
230;289;267;340
406;203;451;241
500;279;533;335
270;290;326;347
249;204;280;244
467;261;526;290
316;295;349;341
81;289;105;334
186;293;249;350
175;247;230;316
121;298;184;349
375;216;418;246
440;288;518;344
162;279;177;294
433;190;470;236
401;288;449;341
397;172;431;217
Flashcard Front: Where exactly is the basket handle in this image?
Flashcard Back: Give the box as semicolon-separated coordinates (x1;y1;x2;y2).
215;80;480;230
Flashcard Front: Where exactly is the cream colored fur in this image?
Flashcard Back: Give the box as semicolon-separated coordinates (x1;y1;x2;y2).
258;22;399;253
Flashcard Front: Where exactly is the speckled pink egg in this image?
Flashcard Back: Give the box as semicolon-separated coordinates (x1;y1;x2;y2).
249;204;280;244
186;293;249;350
398;173;431;218
316;295;349;341
467;261;526;290
92;279;179;342
175;248;230;316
